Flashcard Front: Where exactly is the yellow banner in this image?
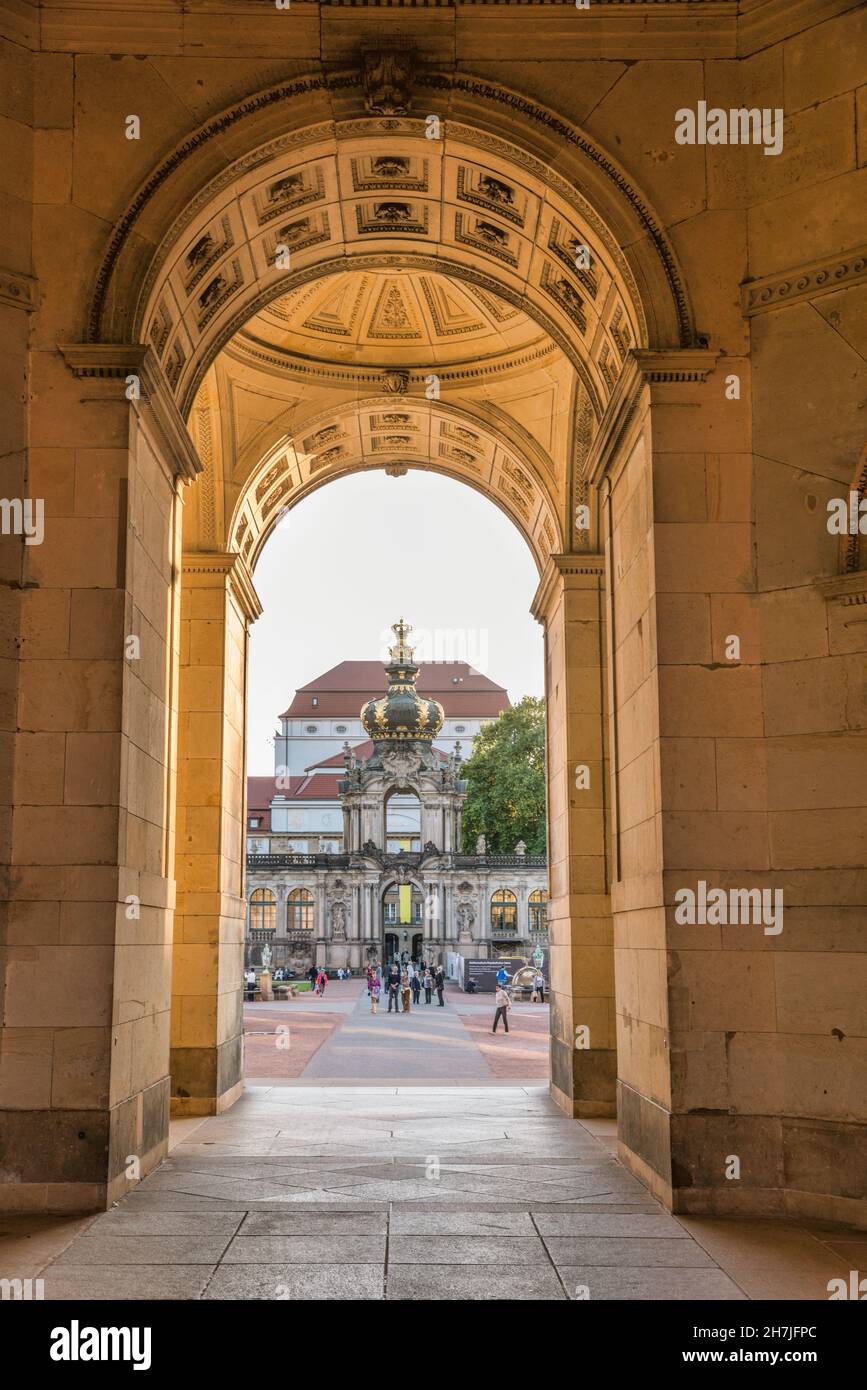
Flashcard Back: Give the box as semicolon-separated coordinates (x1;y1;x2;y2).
399;839;412;922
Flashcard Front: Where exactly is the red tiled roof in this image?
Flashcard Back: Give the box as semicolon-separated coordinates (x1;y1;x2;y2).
247;775;305;809
265;772;343;801
280;660;509;719
305;739;375;771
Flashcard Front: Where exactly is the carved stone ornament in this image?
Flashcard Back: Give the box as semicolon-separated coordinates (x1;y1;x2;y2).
363;51;414;117
381;747;422;781
381;368;410;395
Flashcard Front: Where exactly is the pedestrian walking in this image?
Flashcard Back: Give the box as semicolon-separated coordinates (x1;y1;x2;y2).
370;974;381;1014
532;969;545;1004
423;968;433;1004
435;966;445;1006
401;968;412;1014
387;963;401;1014
492;983;510;1033
315;968;327;997
411;970;421;1005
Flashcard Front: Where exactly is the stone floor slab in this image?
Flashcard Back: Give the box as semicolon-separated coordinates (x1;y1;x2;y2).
221;1234;386;1263
533;1213;690;1238
389;1234;548;1264
239;1212;388;1235
42;1265;216;1300
559;1266;748;1300
544;1236;716;1267
203;1263;384;1300
51;1235;231;1266
386;1263;565;1301
389;1210;536;1235
88;1211;245;1237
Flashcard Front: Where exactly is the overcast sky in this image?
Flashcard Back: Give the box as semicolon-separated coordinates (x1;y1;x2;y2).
247;469;545;773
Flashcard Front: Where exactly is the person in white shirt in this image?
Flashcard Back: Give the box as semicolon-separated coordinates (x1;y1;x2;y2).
492;984;511;1034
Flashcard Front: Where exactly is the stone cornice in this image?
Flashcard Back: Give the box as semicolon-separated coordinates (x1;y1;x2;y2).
584;348;719;488
631;348;720;382
531;551;605;624
0;267;38;313
59;344;202;483
737;0;859;58
182;551;263;623
814;572;867;608
229;331;559;391
741;245;867;318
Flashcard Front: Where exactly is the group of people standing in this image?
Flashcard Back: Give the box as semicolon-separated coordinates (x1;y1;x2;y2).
366;960;445;1015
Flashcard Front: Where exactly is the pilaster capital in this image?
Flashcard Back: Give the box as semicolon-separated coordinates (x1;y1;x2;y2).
59;342;202;482
182;550;263;623
531;552;605;626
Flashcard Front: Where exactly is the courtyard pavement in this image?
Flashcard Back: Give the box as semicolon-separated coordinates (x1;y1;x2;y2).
243;978;550;1082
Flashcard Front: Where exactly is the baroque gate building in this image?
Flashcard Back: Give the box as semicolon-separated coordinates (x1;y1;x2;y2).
245;620;548;972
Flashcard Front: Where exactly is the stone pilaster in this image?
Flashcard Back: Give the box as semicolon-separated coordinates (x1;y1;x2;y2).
532;552;615;1118
172;550;261;1117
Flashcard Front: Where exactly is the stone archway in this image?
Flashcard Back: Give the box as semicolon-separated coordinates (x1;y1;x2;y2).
5;63;729;1217
123;82;696;1138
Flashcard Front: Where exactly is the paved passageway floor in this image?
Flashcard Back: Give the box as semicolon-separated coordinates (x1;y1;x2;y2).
8;1086;859;1301
2;985;860;1301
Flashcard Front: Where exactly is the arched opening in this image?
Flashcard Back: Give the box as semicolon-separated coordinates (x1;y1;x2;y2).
35;69;717;1216
145;93;658;1130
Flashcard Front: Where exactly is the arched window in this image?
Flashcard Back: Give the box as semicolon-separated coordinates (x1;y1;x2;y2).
287;887;314;933
491;888;517;935
249;888;276;939
529;889;547;935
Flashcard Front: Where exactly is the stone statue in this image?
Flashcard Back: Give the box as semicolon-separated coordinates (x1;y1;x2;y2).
515;839;526;856
343;740;362;784
476;834;486;855
261;942;272;970
331;900;347;941
457;901;475;941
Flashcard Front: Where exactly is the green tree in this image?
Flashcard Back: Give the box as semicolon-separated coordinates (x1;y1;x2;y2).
460;695;546;854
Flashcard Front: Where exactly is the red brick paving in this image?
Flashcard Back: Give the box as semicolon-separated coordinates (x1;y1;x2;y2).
451;1001;550;1079
244;1007;344;1078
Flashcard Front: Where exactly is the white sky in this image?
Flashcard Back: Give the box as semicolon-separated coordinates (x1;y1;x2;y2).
247;469;544;773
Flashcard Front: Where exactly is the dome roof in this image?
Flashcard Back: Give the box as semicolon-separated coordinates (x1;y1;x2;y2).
360;619;444;743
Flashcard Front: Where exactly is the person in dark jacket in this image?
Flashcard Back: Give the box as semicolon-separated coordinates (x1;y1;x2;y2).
435;967;445;1006
387;963;402;1014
